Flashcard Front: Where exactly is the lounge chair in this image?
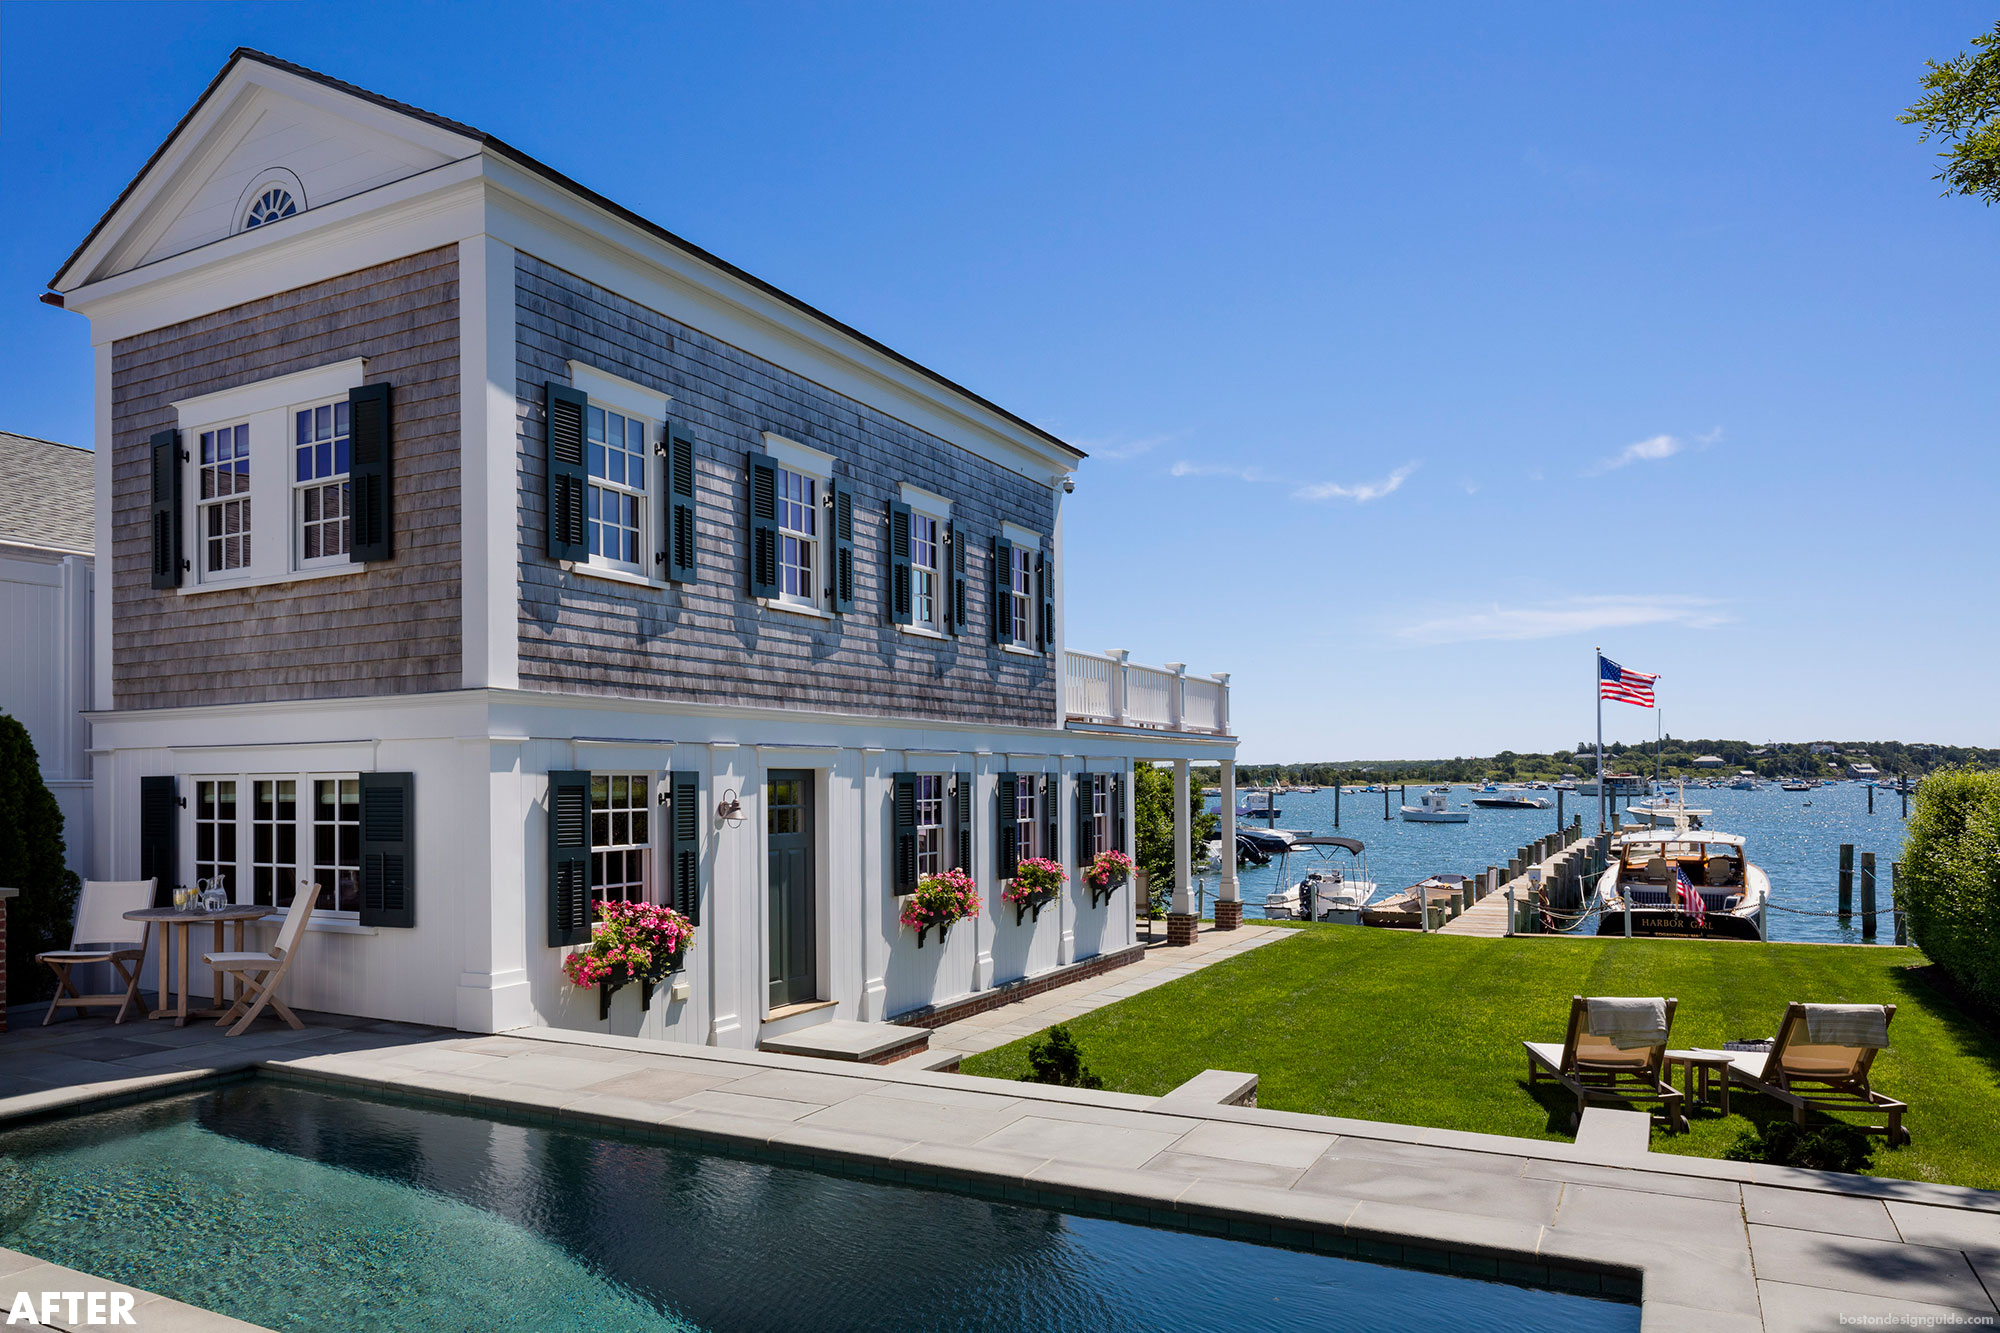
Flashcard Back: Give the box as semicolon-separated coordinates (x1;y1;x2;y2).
1719;1002;1907;1145
37;879;156;1024
1525;995;1685;1133
203;883;317;1036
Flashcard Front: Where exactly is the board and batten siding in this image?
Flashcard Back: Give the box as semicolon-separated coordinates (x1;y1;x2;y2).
108;248;462;709
513;253;1058;729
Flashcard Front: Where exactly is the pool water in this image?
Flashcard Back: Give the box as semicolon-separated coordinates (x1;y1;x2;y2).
0;1083;1638;1332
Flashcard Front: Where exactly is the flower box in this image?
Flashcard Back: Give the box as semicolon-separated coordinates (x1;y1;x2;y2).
902;868;978;948
1085;849;1134;909
1005;857;1067;926
562;899;696;1021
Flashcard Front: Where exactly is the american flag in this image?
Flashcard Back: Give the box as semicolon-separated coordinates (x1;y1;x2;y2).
1676;866;1707;926
1599;656;1658;708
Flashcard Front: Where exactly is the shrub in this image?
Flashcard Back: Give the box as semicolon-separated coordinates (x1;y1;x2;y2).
1899;768;2000;1005
1;713;80;1005
1723;1122;1875;1174
1020;1025;1102;1089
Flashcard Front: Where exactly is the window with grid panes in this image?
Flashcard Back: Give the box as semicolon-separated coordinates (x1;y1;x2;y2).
252;779;298;907
914;775;944;878
911;513;940;630
591;773;651;905
1010;546;1034;644
198;423;252;575
1092;774;1112;854
294;401;351;566
587;404;649;571
1015;774;1039;862
312;778;361;913
775;466;818;606
194;780;237;898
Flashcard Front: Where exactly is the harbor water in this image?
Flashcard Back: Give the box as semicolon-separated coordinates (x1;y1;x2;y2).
1209;781;1910;944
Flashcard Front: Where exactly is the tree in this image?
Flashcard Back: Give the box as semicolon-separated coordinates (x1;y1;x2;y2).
1132;763;1218;917
1900;19;2000;205
1;713;81;1004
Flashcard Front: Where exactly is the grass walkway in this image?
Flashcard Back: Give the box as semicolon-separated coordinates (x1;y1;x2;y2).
960;927;2000;1191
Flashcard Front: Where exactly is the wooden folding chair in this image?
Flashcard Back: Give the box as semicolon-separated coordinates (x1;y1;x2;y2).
37;879;156;1024
204;883;317;1036
1525;995;1685;1132
1722;1002;1907;1145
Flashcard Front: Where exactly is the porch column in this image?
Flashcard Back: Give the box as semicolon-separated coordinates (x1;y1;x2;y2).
1167;757;1199;946
1214;757;1241;929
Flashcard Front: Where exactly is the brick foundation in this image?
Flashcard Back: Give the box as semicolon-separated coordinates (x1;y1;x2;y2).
1166;913;1200;946
1213;898;1244;931
890;944;1147;1029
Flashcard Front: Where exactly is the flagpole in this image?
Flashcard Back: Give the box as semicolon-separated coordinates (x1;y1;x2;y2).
1595;646;1605;834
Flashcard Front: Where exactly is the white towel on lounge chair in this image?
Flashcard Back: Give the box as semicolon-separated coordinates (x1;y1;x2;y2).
1802;1004;1889;1048
1586;997;1669;1050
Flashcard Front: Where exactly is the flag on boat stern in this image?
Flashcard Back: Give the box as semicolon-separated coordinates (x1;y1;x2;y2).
1676;866;1707;926
1599;656;1658;708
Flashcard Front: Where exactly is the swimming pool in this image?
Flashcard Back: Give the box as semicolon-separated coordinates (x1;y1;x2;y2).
0;1082;1639;1331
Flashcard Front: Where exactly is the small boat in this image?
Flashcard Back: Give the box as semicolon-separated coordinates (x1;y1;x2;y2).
1576;772;1647;797
1236;796;1282;820
1361;874;1471;929
1729;771;1760;791
1234;826;1297;856
1779;780;1813;792
1262;836;1375;923
1471;785;1553;810
1401;787;1469;823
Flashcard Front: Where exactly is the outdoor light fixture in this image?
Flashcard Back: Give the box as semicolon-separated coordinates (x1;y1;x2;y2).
716;790;744;829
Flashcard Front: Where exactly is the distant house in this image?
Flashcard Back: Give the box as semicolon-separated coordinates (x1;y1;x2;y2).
1692;755;1725;768
0;431;94;876
1809;743;1835;755
1848;763;1882;780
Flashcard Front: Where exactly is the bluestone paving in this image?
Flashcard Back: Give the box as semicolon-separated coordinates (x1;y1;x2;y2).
1753;1279;1993;1333
1295;1154;1565;1226
976;1113;1185;1168
1743;1182;1903;1240
1747;1223;1994;1310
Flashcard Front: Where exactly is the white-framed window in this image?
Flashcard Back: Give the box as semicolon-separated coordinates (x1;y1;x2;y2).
1010;545;1034;645
294;401;351;566
911;513;940;631
243;185;299;230
590;773;652;906
1015;774;1040;862
775;465;818;608
914;774;945;878
587;404;650;573
171;359;370;590
187;770;361;918
197;423;252;576
1092;774;1112;855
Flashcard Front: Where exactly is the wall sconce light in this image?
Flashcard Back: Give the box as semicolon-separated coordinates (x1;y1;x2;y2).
716;789;745;829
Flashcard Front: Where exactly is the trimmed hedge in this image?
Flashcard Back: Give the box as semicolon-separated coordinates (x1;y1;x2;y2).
1900;768;2000;1006
1;712;81;1004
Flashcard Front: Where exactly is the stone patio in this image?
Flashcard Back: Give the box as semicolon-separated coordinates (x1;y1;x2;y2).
2;1004;1997;1331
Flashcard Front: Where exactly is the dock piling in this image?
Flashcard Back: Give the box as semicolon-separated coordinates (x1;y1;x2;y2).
1334;782;1340;829
1383;786;1390;822
1868;784;1875;814
1861;852;1878;940
1838;844;1854;922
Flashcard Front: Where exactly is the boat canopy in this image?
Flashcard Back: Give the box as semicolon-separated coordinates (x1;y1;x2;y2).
1292;836;1365;854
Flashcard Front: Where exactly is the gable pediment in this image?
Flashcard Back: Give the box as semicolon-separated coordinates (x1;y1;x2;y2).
56;53;478;291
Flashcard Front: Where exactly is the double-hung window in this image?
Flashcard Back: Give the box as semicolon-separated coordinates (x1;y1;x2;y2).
1015;775;1040;861
1091;775;1112;854
198;424;252;574
294;401;350;565
914;775;945;878
1010;546;1034;644
590;773;651;906
775;465;818;607
587;405;649;573
911;513;940;632
185;770;362;918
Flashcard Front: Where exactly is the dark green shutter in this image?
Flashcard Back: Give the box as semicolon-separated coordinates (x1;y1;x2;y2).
670;771;700;924
891;772;919;894
1044;773;1060;869
140;775;178;906
747;452;779;598
1075;774;1096;868
347;382;393;563
664;422;697;584
358;771;414;927
1037;546;1055;652
149;430;182;590
829;480;856;613
991;537;1014;645
947;522;967;636
996;771;1019;878
951;772;972;874
545;384;588;561
548;770;592;946
887;501;913;625
1112;774;1127;856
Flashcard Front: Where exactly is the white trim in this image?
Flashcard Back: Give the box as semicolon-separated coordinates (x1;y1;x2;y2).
176;562;366;597
171;357;368;422
1002;643;1038;658
568;360;671;422
899;483;952;520
459;234;520;689
757;597;831;622
760;431;835;478
896;623;948;641
233;169;307;235
1001;520;1042;548
568;562;668;592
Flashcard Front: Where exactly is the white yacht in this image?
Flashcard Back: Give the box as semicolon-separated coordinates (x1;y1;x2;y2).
1401;787;1469;823
1471;785;1553;810
1262;836;1376;923
1596;811;1769;940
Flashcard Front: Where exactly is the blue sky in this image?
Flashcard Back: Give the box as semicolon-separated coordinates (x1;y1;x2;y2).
3;3;1994;761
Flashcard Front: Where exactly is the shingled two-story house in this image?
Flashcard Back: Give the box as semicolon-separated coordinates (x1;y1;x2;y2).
51;50;1241;1046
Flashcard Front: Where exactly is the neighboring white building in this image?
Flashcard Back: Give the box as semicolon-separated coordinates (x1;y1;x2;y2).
0;431;94;878
1691;754;1724;769
49;51;1243;1046
1848;763;1881;780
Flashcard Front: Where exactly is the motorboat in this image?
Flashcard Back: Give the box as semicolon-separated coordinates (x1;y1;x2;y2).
1361;874;1471;929
1779;780;1813;792
1729;771;1760;791
1234;826;1297;856
1262;836;1376;923
1236;794;1282;820
1400;787;1469;823
1595;812;1769;940
1576;772;1646;797
1623;797;1712;830
1471;785;1553;810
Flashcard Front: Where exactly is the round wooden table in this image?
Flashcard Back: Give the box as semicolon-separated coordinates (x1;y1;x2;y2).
123;905;272;1028
1665;1048;1738;1116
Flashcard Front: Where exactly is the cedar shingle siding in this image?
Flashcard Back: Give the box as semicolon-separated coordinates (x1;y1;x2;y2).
515;253;1057;728
110;248;461;708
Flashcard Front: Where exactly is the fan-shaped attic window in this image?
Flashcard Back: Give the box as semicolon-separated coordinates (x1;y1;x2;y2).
243;186;298;230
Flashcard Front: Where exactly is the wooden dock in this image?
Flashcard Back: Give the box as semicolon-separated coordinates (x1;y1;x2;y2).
1438;824;1600;937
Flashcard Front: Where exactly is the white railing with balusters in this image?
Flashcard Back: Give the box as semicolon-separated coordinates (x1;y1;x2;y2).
1063;650;1230;734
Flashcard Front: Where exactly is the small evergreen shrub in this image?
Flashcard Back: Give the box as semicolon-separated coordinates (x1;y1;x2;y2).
1;713;81;1004
1899;768;2000;1005
1723;1121;1876;1173
1020;1025;1103;1089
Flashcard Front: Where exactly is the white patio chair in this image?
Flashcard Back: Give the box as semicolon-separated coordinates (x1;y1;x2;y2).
37;879;156;1025
203;883;318;1036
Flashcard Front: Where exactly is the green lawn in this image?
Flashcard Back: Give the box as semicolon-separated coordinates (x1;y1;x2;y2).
960;927;2000;1190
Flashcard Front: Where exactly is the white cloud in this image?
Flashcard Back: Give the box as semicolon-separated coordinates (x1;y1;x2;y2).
1168;458;1418;503
1168;460;1274;483
1394;594;1731;645
1078;432;1175;462
1588;433;1683;475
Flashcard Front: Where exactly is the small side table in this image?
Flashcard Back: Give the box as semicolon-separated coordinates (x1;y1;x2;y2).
1665;1048;1737;1116
123;905;272;1028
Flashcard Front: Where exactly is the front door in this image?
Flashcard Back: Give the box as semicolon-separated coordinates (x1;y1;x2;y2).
767;770;817;1008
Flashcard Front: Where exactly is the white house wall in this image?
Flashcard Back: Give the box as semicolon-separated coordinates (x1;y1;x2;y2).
1;546;93;877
